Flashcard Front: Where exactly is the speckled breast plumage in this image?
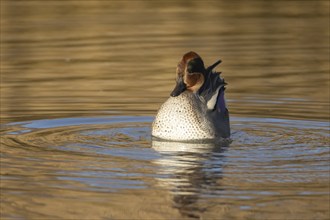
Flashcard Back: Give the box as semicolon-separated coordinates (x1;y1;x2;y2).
152;92;216;141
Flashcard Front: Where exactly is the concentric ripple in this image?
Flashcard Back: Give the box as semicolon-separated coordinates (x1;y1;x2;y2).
1;116;329;219
2;116;152;156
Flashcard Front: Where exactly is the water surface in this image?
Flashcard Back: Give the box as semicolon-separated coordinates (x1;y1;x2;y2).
1;0;329;219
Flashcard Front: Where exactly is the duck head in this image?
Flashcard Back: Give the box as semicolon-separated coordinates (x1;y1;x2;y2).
170;51;221;97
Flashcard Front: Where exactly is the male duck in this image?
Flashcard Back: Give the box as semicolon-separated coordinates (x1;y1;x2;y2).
152;51;230;141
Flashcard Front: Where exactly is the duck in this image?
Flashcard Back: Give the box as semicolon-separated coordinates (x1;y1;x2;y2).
152;51;230;141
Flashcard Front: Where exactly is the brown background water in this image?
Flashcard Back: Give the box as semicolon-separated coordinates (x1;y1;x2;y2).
1;0;329;219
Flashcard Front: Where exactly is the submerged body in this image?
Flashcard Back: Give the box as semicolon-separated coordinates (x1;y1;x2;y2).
152;51;230;141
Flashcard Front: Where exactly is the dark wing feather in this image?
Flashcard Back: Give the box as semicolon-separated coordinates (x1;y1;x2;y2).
198;61;226;105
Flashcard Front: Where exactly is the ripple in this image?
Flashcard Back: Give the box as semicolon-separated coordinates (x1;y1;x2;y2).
2;116;153;157
1;116;329;219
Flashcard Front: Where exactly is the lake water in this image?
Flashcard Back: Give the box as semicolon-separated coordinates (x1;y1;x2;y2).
1;0;329;219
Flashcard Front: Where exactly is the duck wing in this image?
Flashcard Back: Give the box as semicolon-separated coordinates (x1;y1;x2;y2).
198;60;227;111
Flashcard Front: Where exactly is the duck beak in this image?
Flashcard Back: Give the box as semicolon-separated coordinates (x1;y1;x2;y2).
170;77;186;97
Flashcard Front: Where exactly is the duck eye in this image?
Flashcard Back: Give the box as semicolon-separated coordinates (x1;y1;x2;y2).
187;58;205;74
187;64;194;73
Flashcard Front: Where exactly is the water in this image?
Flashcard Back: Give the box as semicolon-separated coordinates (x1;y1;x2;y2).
1;0;329;219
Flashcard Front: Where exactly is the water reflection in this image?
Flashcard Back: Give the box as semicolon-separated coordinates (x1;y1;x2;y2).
1;0;329;219
152;140;230;218
1;0;329;123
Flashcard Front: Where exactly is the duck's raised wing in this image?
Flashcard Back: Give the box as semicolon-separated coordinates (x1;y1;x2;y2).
198;60;227;111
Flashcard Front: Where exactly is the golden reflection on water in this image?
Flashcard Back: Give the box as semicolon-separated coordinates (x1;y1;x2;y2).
1;0;330;219
1;0;329;123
